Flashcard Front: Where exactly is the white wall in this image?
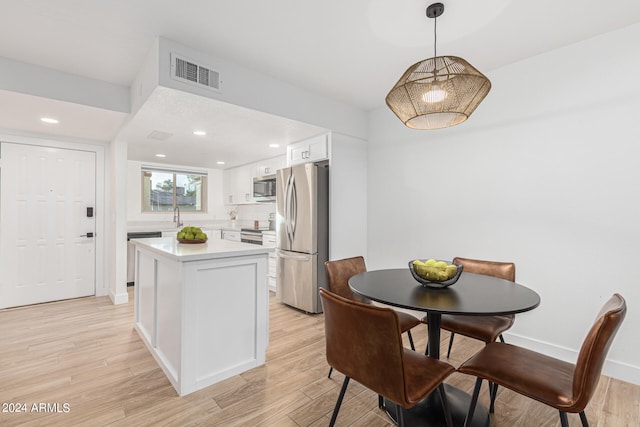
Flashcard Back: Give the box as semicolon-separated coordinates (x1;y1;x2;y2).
232;204;276;228
329;133;368;261
131;37;368;141
109;139;128;304
367;24;640;384
0;57;129;113
126;160;227;224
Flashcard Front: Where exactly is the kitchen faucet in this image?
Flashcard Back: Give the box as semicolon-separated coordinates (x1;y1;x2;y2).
173;206;183;227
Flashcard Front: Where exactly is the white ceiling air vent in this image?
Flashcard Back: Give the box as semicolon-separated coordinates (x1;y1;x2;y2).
170;53;222;92
147;130;173;140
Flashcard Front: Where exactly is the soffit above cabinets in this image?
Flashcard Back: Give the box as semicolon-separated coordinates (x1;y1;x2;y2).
120;86;327;169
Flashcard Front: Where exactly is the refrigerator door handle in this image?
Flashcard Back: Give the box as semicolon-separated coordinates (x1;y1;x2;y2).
276;249;311;261
285;173;294;245
290;174;297;240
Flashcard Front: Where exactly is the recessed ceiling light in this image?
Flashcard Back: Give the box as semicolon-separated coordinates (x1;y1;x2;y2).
40;117;59;124
155;154;166;158
216;161;225;165
269;144;280;148
193;130;207;136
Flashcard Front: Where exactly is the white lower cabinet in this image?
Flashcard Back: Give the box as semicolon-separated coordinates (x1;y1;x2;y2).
163;228;218;239
162;230;177;237
262;231;276;292
221;230;241;241
200;229;217;239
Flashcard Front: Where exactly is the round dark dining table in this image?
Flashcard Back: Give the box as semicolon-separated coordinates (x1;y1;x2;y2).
349;268;541;427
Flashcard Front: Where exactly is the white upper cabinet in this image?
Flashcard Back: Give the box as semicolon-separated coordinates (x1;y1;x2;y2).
224;155;285;205
287;133;330;166
255;155;286;177
222;167;237;205
223;164;253;205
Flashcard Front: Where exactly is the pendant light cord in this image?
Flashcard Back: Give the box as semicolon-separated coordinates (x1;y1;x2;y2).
433;15;437;58
432;12;438;77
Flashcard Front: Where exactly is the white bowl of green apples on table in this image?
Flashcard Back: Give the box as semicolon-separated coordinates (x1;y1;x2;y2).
409;259;463;288
176;226;208;244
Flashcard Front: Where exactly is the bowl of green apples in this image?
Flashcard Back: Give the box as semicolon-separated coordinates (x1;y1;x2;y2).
176;226;208;244
408;259;463;288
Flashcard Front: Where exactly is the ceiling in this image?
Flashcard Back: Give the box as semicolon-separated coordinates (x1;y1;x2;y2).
1;0;639;168
124;87;327;168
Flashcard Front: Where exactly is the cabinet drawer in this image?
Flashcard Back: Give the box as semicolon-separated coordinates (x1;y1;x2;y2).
263;235;276;248
222;230;241;241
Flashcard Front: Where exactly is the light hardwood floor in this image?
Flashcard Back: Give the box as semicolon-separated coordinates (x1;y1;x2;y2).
0;289;637;426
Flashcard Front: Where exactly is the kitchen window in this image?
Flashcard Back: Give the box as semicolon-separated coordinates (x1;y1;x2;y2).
141;166;207;212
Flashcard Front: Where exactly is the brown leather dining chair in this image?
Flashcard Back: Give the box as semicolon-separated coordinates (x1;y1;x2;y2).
437;256;517;358
320;288;455;427
458;293;626;427
324;256;422;379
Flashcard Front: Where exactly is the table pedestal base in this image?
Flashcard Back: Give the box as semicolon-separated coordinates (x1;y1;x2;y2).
383;384;490;427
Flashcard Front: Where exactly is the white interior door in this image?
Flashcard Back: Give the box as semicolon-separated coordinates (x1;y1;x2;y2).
0;142;96;309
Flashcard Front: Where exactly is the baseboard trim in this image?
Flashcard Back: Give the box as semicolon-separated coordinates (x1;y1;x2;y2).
109;289;129;305
504;332;640;386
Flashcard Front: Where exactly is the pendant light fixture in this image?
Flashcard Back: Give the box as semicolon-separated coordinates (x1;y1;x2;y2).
386;3;491;130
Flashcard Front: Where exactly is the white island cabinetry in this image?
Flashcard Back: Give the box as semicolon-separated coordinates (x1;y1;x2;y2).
132;236;272;396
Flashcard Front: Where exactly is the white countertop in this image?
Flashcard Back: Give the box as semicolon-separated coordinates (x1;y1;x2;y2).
131;236;273;262
126;220;232;233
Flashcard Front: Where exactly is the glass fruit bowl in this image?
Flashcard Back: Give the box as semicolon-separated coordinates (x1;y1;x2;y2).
408;259;463;288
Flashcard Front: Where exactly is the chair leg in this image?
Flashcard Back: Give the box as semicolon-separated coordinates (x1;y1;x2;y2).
559;411;569;427
327;367;333;378
396;405;405;427
489;381;498;413
406;330;416;351
438;384;454;427
446;332;455;358
378;394;383;409
424;322;429;355
488;336;503;411
329;376;350;427
579;410;590;427
464;377;483;427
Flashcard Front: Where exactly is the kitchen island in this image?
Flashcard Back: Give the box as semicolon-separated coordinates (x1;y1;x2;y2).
131;236;273;396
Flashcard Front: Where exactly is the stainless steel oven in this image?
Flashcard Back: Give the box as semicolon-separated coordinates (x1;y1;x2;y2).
253;175;276;202
240;228;263;245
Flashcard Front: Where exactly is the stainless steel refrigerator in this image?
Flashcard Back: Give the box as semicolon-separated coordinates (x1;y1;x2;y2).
276;161;329;313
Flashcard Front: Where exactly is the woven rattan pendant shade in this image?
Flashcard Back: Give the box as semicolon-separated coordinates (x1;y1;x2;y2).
386;56;491;129
386;3;491;130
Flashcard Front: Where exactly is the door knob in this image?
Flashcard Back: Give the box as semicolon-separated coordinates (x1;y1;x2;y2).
80;232;94;238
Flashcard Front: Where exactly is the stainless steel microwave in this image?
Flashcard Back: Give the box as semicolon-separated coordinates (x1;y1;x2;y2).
253;175;276;202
